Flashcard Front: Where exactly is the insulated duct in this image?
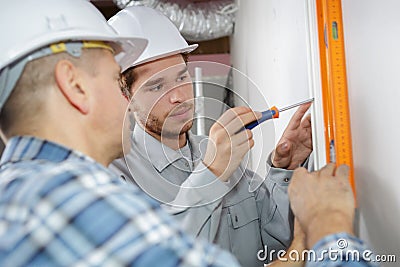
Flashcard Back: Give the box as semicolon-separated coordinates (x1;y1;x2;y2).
113;0;237;41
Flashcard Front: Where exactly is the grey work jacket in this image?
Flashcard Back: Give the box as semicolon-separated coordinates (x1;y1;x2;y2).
110;126;296;267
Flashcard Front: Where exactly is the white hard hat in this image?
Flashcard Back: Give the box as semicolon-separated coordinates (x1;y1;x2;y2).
108;6;198;72
0;0;148;109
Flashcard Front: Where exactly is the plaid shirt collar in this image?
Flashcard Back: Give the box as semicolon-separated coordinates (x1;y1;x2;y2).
0;136;96;168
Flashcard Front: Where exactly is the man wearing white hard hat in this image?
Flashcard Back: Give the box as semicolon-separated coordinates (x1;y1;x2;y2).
0;1;250;266
109;6;312;267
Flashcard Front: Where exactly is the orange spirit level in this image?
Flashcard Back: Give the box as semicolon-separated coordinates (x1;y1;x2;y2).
316;0;355;196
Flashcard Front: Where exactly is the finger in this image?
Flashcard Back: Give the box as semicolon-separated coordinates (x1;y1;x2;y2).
300;113;312;128
229;139;254;162
335;164;353;190
271;143;291;168
274;141;291;158
224;110;261;134
237;136;255;152
319;163;336;178
286;103;312;131
231;129;253;146
335;164;350;178
216;106;253;127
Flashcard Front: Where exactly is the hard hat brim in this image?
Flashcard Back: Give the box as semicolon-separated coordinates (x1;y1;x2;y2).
1;30;148;71
122;43;198;72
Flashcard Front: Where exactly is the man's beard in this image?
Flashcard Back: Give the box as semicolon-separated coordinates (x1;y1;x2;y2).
136;104;194;138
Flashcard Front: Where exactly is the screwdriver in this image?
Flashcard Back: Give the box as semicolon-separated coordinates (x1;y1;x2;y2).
245;98;314;130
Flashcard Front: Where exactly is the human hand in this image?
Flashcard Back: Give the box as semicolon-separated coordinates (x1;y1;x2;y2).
288;164;355;247
271;103;312;170
291;218;306;251
203;107;261;182
268;219;306;266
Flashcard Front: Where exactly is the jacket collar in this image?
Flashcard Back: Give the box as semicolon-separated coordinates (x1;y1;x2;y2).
132;125;204;172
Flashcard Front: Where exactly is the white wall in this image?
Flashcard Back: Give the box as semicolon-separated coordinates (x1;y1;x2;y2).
232;0;399;265
342;0;400;264
231;0;310;180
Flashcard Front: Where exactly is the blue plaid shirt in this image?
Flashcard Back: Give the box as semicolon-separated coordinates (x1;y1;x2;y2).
0;136;240;267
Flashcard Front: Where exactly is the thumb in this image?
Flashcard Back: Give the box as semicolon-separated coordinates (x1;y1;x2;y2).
275;142;291;157
335;164;352;191
335;164;350;179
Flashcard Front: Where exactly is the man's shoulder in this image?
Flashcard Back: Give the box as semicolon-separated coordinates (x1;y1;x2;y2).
0;158;159;215
1;159;119;198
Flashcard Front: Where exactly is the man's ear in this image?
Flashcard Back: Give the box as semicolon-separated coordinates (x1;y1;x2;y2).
54;59;89;114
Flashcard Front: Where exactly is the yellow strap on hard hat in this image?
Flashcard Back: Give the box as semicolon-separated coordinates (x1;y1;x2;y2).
82;41;114;54
50;41;114;55
50;43;67;54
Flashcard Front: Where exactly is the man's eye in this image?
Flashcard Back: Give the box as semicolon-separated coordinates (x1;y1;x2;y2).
149;84;163;91
177;75;188;82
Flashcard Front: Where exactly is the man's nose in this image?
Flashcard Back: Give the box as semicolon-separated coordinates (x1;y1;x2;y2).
169;84;189;103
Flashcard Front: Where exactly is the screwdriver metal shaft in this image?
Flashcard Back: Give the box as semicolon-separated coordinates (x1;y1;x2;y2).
279;98;314;112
